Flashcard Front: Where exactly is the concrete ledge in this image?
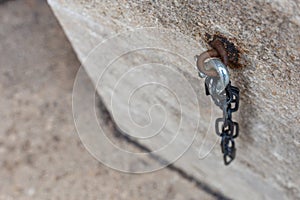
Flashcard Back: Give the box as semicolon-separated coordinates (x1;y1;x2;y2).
48;0;300;199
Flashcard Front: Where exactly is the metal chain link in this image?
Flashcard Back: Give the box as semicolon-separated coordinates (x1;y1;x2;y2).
216;82;239;165
197;57;240;165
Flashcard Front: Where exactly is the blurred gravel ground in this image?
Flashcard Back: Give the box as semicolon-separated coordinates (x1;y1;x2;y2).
0;0;214;199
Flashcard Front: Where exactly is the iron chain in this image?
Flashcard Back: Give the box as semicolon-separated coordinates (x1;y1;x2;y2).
205;80;240;165
196;35;241;165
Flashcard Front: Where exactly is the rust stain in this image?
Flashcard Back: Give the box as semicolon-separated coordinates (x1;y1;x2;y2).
205;33;243;69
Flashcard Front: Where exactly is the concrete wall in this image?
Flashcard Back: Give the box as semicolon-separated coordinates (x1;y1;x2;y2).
48;0;300;199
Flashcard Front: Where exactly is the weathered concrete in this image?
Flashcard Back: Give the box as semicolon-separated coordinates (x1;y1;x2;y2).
0;0;215;199
48;0;300;199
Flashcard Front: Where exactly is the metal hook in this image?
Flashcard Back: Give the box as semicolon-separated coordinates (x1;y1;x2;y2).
196;49;220;77
196;38;229;77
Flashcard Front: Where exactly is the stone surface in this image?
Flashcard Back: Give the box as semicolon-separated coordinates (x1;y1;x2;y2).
48;0;300;199
0;0;215;199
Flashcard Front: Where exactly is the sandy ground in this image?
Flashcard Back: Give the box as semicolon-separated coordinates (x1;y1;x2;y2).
0;0;215;199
